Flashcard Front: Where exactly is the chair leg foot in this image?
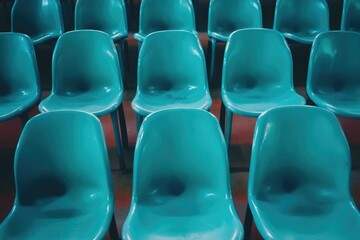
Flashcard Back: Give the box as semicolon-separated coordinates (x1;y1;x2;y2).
110;111;126;172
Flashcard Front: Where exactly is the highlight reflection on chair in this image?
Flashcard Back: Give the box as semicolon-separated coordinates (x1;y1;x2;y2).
307;31;360;118
221;29;305;147
132;30;212;130
247;105;360;240
38;30;128;171
273;0;329;44
122;108;244;240
0;32;40;126
0;111;118;240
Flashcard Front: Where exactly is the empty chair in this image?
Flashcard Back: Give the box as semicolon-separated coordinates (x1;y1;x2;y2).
0;32;40;126
207;0;262;83
122;108;244;239
132;30;212;130
74;0;129;85
247;105;360;239
221;29;305;146
134;0;196;48
11;0;64;44
273;0;329;44
341;0;360;32
38;30;128;171
307;31;360;118
0;111;118;240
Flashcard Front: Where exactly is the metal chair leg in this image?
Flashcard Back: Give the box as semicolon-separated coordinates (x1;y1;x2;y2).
225;109;233;148
118;103;129;149
220;101;226;134
110;111;126;171
109;213;119;240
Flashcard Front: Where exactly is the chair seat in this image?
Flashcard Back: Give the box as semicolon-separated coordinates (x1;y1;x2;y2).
253;199;360;239
123;201;243;239
208;31;230;42
310;92;360;118
132;90;212;116
0;93;39;121
282;31;322;44
223;90;305;117
0;198;110;239
39;90;123;116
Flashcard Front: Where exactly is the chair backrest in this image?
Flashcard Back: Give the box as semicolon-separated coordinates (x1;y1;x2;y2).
341;0;360;32
273;0;329;41
75;0;128;40
208;0;262;38
14;110;113;207
137;30;208;93
249;106;352;206
132;109;233;208
222;29;293;93
138;0;196;37
52;30;122;95
307;31;360;97
11;0;64;44
0;32;40;97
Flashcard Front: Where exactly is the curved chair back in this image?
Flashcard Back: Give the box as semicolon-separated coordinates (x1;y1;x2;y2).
52;30;122;96
341;0;360;32
208;0;262;41
136;0;196;40
75;0;128;40
138;30;208;94
222;29;294;94
0;32;40;98
249;106;359;239
0;32;40;122
11;0;64;44
306;31;360;116
273;0;329;43
133;109;233;208
0;110;114;239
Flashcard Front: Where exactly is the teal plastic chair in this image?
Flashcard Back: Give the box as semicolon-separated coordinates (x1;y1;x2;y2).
0;32;40;126
132;30;212;130
134;0;196;49
74;0;129;87
122;108;244;240
38;30;128;171
221;29;305;147
341;0;360;32
247;105;360;240
11;0;64;44
0;111;119;240
273;0;329;44
307;31;360;118
207;0;262;83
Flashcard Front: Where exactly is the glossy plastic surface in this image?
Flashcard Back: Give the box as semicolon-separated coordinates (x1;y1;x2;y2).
208;0;262;41
134;0;196;42
11;0;64;44
122;108;244;239
222;29;305;117
132;30;212;116
273;0;329;44
341;0;360;32
307;31;360;118
249;105;360;240
0;111;114;239
75;0;128;40
39;30;123;116
0;33;40;122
